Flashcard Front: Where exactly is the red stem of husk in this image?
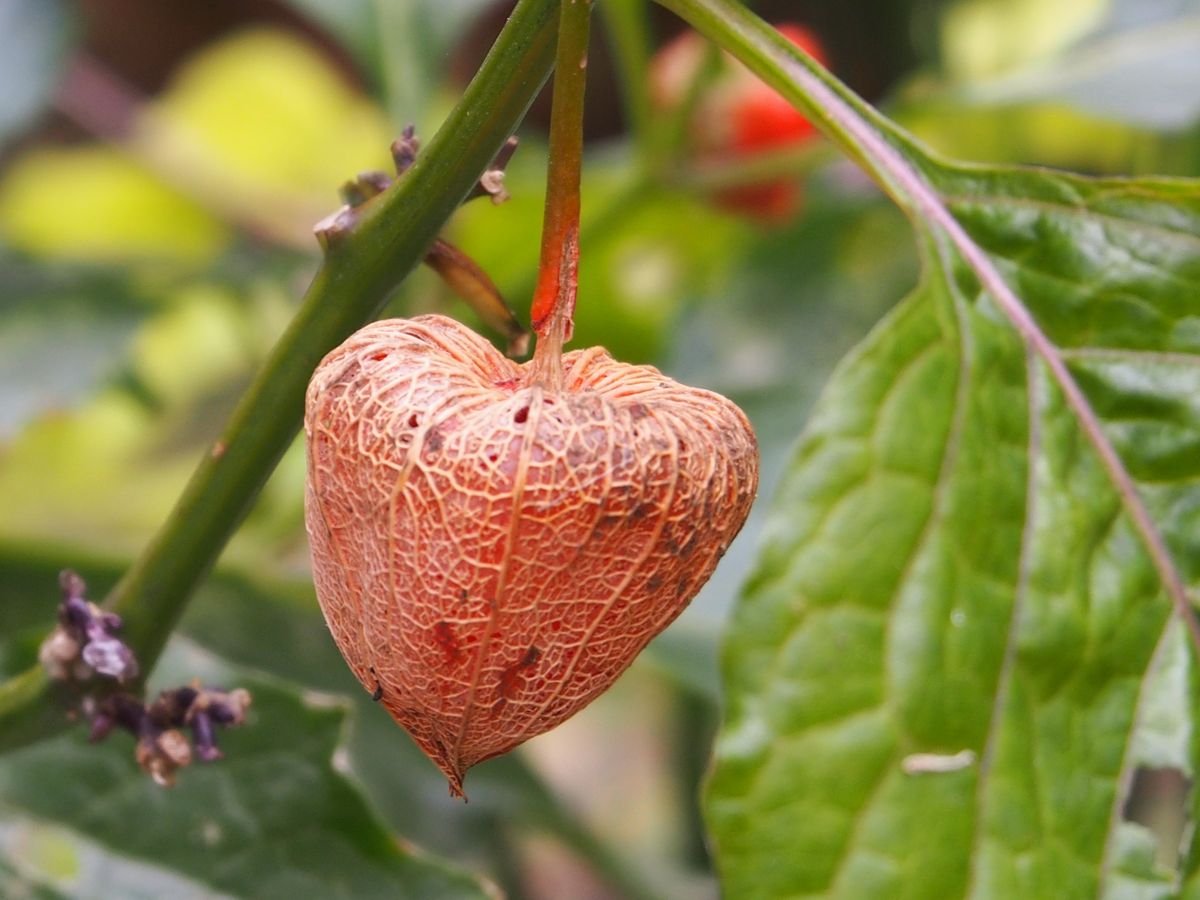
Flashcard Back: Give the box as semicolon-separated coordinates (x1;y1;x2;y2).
529;0;593;390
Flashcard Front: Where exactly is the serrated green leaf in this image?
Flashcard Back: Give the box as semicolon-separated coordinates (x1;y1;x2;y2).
664;2;1200;897
0;641;491;899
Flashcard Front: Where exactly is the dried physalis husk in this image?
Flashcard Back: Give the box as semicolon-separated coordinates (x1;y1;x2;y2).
304;315;758;795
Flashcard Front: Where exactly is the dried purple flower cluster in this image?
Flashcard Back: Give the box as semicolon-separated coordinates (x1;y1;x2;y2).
38;570;252;786
40;571;138;683
84;684;252;787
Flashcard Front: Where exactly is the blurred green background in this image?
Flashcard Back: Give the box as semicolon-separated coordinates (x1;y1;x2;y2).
1;0;1198;897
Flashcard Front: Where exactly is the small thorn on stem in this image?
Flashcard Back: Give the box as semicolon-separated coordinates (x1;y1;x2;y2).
391;124;420;175
466;136;520;204
314;206;359;251
340;170;393;207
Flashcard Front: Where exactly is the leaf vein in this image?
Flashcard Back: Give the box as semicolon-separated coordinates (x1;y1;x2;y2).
826;232;975;893
964;347;1042;898
942;193;1200;253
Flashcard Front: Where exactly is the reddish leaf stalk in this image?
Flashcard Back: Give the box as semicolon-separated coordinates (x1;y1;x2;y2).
529;0;593;390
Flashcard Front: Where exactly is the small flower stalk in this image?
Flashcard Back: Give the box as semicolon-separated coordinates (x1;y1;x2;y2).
319;127;528;356
39;570;252;787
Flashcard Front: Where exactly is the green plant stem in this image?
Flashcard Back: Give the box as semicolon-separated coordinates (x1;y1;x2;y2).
0;0;561;754
671;139;835;193
529;0;593;389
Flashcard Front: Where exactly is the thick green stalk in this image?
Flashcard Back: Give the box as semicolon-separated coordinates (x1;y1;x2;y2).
0;0;560;753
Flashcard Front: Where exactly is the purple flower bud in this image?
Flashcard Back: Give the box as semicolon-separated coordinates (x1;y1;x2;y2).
88;713;114;743
391;124;420;174
81;637;139;681
62;596;91;631
58;570;86;600
191;711;223;761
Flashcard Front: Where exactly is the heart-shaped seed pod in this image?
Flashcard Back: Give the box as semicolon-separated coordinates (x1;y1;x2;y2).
305;315;758;795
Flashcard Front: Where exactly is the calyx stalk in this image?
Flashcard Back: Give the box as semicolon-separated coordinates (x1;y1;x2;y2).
529;0;593;390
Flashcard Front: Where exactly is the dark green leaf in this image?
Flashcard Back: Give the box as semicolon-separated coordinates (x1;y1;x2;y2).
0;642;492;899
660;2;1200;896
1;814;233;899
0;541;662;899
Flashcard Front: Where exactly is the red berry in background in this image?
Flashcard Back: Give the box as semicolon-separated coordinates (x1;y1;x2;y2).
650;22;829;223
729;26;825;152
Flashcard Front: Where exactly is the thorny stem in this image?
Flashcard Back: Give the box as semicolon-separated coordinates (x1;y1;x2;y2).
0;0;561;754
529;0;594;390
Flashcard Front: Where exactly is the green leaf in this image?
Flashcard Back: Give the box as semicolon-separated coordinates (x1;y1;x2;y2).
666;190;918;631
896;0;1200;176
0;640;492;899
1;815;233;899
0;145;229;265
655;1;1200;896
0;540;665;900
937;0;1107;82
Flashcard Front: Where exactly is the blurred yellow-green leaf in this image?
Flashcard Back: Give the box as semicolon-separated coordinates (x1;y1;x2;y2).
940;0;1107;80
0;147;226;263
154;29;391;199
